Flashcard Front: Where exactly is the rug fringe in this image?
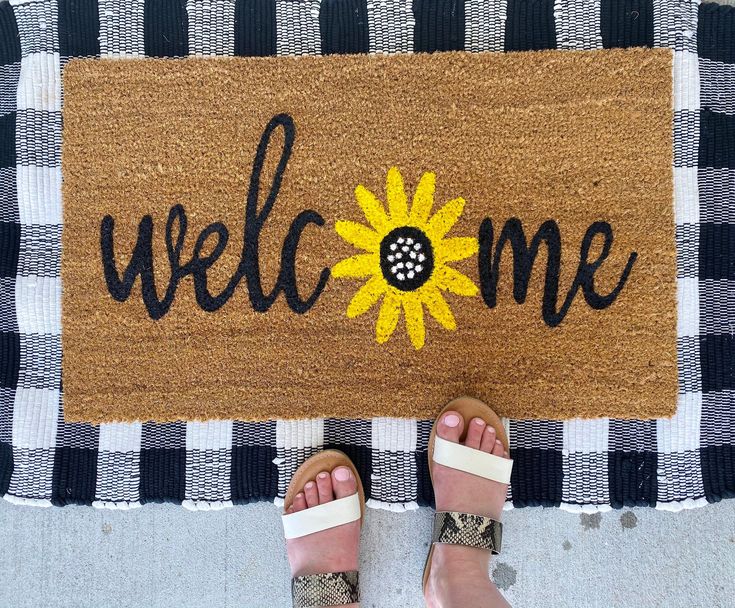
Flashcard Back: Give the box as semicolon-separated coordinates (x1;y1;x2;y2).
560;503;614;514
92;500;142;510
3;494;52;507
655;497;709;512
365;499;419;512
182;500;233;512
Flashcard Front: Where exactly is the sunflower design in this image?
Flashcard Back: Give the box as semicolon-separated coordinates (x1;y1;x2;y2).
332;166;479;350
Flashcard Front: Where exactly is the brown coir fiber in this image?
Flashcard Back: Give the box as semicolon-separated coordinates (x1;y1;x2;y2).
62;48;676;423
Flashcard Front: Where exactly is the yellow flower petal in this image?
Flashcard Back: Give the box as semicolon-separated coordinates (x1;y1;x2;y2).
434;265;478;297
426;197;466;241
346;275;387;318
355;184;390;234
376;292;401;344
335;220;381;252
409;171;436;226
332;253;380;279
420;285;457;330
436;236;479;264
385;166;409;225
403;295;426;350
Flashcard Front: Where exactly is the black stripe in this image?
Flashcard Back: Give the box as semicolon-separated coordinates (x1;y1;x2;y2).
51;447;99;505
0;331;20;389
699;109;735;170
600;0;654;49
230;445;278;502
0;3;19;502
319;0;369;55
144;0;189;58
504;0;556;52
700;334;735;393
416;451;433;506
140;448;186;501
413;0;465;53
234;0;277;57
0;113;15;169
0;1;21;65
0;442;11;496
699;223;735;281
698;3;735;64
58;0;100;58
0;221;20;277
608;450;658;507
510;447;563;507
140;423;186;501
700;445;735;503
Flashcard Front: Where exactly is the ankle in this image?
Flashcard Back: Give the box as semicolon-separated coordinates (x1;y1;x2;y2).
431;543;491;576
426;544;493;606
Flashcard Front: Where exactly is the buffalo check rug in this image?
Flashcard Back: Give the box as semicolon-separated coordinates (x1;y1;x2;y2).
0;0;733;511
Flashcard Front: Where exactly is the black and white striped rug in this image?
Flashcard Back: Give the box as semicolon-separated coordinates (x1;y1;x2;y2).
0;0;732;512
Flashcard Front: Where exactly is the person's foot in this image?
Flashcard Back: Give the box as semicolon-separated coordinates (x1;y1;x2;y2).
425;410;512;608
285;465;361;607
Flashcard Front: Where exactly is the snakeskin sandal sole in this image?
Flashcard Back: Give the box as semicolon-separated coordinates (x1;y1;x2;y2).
422;396;514;593
282;450;365;608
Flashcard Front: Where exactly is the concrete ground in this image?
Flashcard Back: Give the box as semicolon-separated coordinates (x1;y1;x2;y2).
1;498;733;608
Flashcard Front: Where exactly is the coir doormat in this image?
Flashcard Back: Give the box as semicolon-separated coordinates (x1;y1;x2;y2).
62;48;676;423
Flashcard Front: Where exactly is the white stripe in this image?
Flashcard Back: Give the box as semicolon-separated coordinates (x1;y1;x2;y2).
185;421;233;503
658;392;702;453
276;419;325;498
367;0;414;54
433;436;512;484
282;493;360;539
371;418;418;504
553;0;602;51
14;276;60;335
186;0;237;57
275;0;322;56
98;0;146;58
16;165;61;225
563;418;609;454
700;57;735;115
677;277;700;338
16;52;60;111
95;422;142;504
371;417;417;452
464;0;506;53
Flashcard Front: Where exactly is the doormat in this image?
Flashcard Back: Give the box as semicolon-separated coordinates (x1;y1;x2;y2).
61;48;676;423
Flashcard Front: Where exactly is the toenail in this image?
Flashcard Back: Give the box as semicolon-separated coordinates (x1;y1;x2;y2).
474;418;484;426
318;472;329;479
444;414;460;427
334;467;351;482
485;426;494;433
296;493;304;500
305;482;315;489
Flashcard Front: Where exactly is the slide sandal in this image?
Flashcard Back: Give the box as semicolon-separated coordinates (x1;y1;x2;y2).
422;396;514;593
282;450;365;608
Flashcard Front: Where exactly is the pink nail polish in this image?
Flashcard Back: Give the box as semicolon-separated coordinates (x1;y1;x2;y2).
334;467;351;482
444;414;460;427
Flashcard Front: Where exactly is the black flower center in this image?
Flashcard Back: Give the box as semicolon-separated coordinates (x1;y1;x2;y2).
379;226;435;292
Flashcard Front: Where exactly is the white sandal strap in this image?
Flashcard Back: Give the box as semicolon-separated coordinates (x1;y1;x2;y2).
433;436;513;484
282;493;361;539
